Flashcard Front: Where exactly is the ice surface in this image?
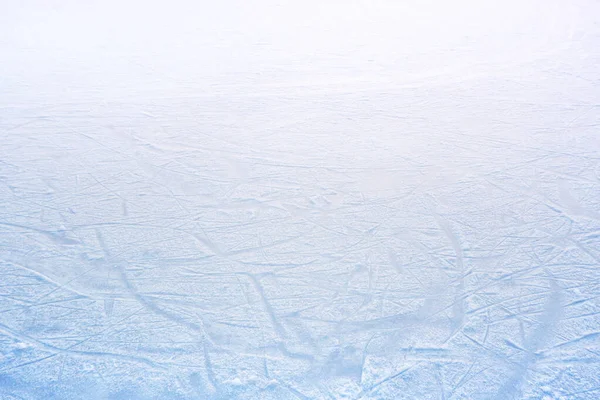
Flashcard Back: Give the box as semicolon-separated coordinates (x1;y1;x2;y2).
1;0;600;399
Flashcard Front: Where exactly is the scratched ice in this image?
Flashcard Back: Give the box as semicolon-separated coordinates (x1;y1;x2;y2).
1;1;600;399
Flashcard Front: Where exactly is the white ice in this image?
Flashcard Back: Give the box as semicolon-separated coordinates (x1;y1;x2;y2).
1;0;600;398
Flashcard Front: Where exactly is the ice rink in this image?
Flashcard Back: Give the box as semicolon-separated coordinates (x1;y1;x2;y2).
1;0;600;398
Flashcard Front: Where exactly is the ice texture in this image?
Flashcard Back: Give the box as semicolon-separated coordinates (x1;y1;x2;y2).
1;0;600;399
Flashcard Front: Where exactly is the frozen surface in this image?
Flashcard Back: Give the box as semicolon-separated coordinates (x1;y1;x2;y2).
1;0;600;398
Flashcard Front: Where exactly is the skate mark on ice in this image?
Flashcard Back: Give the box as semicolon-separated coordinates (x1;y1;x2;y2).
492;275;562;399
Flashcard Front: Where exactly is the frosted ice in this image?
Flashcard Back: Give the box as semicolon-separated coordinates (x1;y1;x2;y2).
1;0;600;399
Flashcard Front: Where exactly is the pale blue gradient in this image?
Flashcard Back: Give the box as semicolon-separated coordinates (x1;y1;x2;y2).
1;1;599;399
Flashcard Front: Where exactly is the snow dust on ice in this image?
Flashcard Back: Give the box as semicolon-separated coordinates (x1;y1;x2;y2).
1;0;600;398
